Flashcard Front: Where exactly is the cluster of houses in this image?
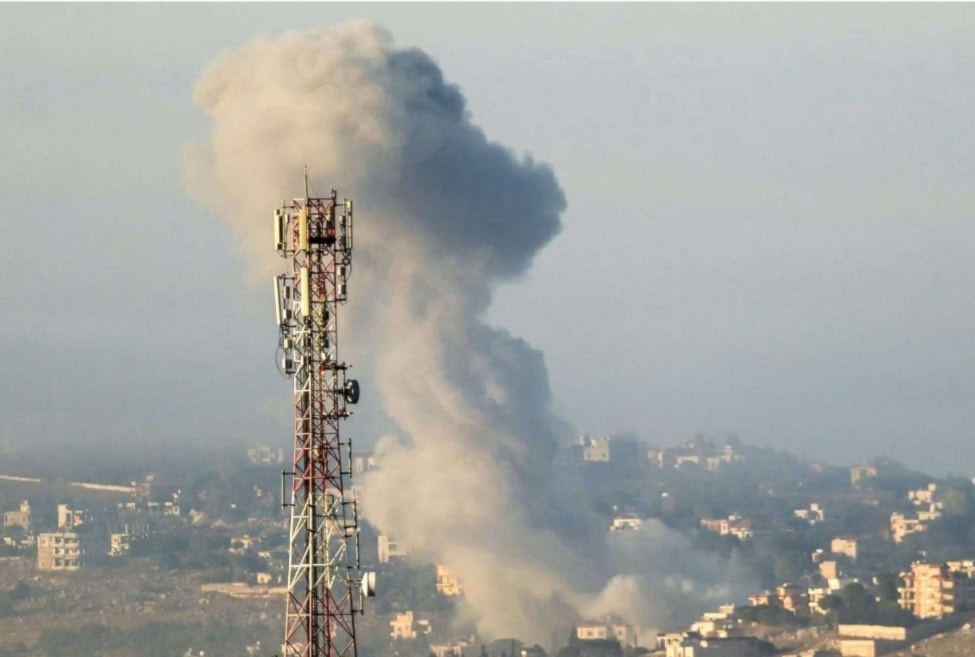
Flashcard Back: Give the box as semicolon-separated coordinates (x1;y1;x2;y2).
9;442;975;657
646;437;740;471
655;605;772;657
648;553;975;657
378;446;975;657
3;500;120;571
1;474;180;570
575;435;741;472
649;601;967;657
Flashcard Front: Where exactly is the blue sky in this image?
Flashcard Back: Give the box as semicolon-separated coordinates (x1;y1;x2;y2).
2;4;974;476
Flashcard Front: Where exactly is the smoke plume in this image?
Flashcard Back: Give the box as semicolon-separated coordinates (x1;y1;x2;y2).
186;22;748;645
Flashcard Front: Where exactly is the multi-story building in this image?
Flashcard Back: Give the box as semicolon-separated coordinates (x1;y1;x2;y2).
690;605;740;637
377;535;408;564
898;561;975;619
3;500;31;532
436;564;463;596
132;475;181;515
890;513;927;544
390;611;431;639
576;617;637;647
37;532;83;571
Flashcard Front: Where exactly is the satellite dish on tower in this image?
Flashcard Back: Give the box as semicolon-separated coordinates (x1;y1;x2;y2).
344;379;361;404
361;571;377;597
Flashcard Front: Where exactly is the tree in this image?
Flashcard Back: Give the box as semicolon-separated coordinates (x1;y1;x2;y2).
874;572;900;603
818;594;842;613
839;582;873;610
941;489;971;517
736;604;802;628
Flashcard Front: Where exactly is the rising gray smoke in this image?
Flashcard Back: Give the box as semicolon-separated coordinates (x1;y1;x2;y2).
186;22;749;645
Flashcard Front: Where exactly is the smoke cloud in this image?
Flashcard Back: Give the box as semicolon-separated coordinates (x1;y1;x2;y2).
186;22;749;645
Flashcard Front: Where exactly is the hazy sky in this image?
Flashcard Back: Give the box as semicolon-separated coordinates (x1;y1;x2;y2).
1;4;974;477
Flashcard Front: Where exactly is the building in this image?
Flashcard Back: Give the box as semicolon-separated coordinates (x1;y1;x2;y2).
247;445;285;464
430;642;467;657
747;584;808;616
108;532;130;556
946;560;975;575
576;617;637;647
690;605;740;637
647;447;675;469
610;516;643;532
898;561;975;619
819;560;839;580
909;483;940;507
3;500;31;532
436;564;463;596
794;503;825;525
648;438;739;471
37;532;83;571
390;611;431;639
835;625;911;657
132;475;181;512
850;464;878;489
776;584;809;615
675;453;702;468
890;513;927;544
377;535;408;564
352;453;376;474
807;587;833;615
580;436;611;462
663;634;769;657
57;504;90;530
831;536;859;561
700;515;759;541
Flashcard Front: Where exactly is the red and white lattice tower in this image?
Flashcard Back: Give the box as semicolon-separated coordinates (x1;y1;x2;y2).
273;173;375;657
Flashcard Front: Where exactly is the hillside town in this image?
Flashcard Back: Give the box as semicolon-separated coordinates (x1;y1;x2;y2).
2;436;975;657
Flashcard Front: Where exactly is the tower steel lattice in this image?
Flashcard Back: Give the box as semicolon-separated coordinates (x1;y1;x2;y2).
273;177;373;657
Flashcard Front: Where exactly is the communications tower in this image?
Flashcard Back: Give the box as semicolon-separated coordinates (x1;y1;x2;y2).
273;173;375;657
